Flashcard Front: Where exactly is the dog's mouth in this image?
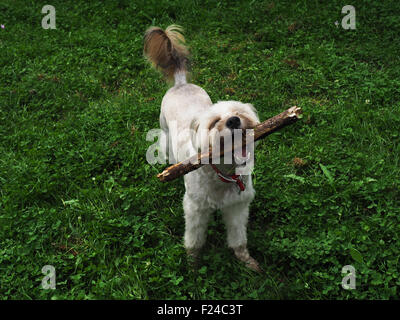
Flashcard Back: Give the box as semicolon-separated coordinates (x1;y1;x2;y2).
218;136;253;167
234;145;253;167
208;125;255;167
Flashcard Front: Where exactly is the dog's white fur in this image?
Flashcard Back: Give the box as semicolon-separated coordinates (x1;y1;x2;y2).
144;25;262;272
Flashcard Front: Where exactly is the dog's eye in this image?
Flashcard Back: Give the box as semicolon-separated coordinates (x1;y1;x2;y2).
208;118;220;130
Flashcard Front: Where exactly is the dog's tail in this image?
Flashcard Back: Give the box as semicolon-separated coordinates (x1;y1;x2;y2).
144;25;189;86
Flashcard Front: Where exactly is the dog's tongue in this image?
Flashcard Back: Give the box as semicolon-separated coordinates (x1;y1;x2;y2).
233;146;250;165
242;146;247;157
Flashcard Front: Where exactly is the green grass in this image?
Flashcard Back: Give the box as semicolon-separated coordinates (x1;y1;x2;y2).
1;0;400;299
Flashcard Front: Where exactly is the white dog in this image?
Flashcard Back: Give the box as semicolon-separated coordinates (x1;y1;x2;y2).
144;25;262;272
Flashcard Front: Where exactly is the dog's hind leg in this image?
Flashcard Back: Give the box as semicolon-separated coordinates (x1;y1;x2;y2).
183;193;212;265
221;203;263;273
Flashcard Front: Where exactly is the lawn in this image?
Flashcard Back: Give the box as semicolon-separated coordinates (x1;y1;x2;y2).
0;0;399;299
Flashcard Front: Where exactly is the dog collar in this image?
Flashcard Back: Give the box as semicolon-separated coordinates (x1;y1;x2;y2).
210;164;245;192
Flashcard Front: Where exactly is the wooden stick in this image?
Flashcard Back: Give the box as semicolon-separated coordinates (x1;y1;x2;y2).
157;106;302;182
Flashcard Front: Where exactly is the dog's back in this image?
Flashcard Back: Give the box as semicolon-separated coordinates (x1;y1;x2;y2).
144;25;212;161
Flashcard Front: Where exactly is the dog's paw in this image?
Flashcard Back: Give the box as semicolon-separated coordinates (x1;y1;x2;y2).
233;245;264;274
244;256;264;274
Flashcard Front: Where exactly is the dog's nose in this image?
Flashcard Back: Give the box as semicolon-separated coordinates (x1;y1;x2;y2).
226;116;241;129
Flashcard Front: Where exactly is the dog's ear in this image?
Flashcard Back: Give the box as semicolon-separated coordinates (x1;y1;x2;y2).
190;118;199;149
245;103;260;124
243;103;261;148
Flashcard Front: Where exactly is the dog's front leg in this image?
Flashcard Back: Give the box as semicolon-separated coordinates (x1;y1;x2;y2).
183;193;212;265
221;203;263;273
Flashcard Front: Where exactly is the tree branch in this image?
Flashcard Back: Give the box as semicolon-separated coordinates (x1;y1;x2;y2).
157;106;302;182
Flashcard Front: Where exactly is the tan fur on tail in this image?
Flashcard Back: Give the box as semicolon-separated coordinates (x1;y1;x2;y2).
144;25;189;80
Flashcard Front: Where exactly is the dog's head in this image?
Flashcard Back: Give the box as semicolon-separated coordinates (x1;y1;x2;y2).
190;101;260;170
